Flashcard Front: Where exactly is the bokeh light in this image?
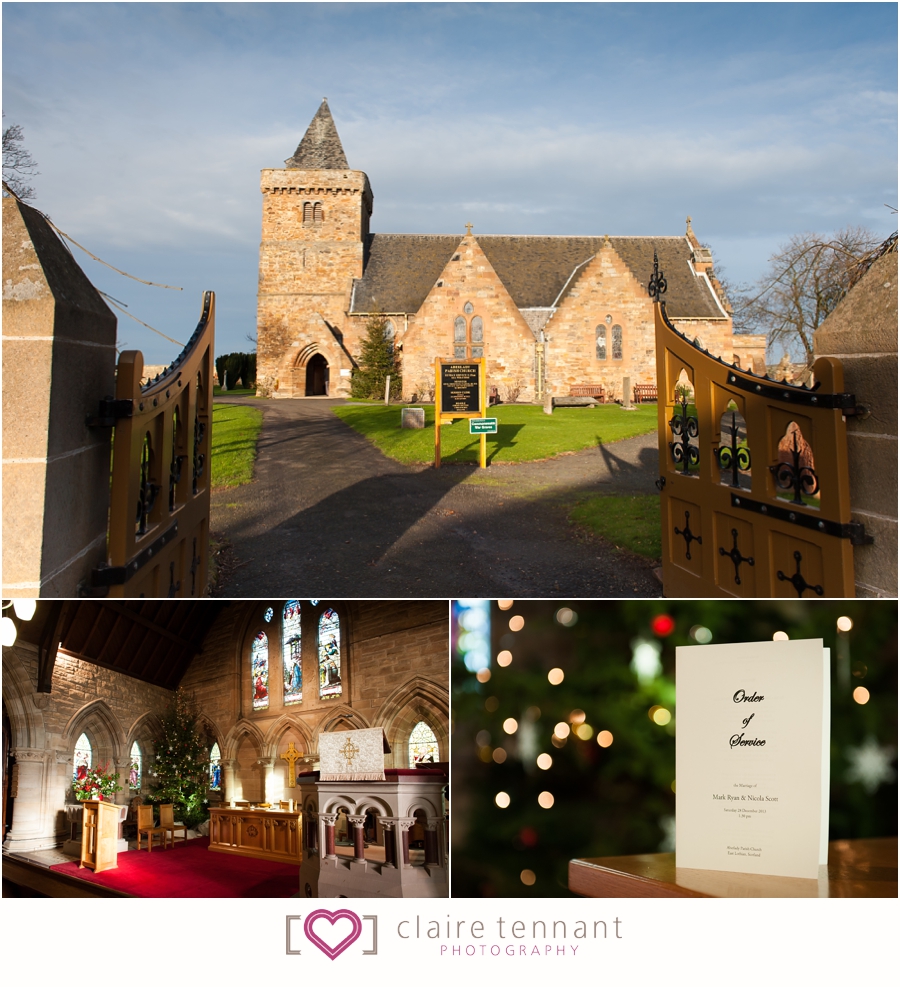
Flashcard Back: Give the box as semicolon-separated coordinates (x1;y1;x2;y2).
492;748;508;764
773;631;789;641
536;753;553;770
597;730;613;747
520;869;536;886
651;614;676;636
524;706;541;720
497;600;514;610
553;722;570;739
478;746;492;763
509;615;525;632
853;686;870;705
837;616;853;632
538;791;555;809
550;734;567;749
502;717;518;734
476;668;491;683
652;707;672;726
690;625;713;644
475;730;490;746
454;600;491;671
568;709;586;724
556;607;578;626
575;723;594;740
495;792;511;808
497;650;513;666
485;696;499;712
547;668;565;685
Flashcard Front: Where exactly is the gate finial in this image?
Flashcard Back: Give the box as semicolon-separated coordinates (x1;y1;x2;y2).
648;249;667;300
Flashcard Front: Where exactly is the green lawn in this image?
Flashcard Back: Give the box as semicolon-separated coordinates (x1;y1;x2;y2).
211;403;264;487
213;385;258;398
332;402;657;464
569;494;662;559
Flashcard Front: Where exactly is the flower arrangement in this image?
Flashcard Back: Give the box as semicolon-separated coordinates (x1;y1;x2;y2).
73;762;122;802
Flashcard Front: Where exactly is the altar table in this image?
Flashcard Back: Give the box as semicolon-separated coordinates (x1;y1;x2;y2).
208;806;302;865
568;837;897;898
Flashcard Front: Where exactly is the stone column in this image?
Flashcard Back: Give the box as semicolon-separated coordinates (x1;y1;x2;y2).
305;812;318;855
622;376;633;410
381;819;397;867
424;820;440;866
320;812;337;858
258;756;277;802
220;759;237;803
2;197;117;597
4;748;52;852
348;814;366;861
397;818;414;866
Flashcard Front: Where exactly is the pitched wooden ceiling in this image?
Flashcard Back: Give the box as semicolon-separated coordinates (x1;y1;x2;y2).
11;600;230;692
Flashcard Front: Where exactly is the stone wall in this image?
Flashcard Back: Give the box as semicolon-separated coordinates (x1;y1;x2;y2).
814;249;898;597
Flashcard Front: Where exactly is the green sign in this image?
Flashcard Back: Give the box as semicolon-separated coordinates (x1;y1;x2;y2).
469;418;498;434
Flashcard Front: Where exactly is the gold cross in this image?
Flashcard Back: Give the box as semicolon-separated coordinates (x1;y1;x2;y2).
465;222;473;235
338;737;360;767
280;741;302;788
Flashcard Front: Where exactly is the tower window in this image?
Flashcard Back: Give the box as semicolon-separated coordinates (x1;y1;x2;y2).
313;202;323;223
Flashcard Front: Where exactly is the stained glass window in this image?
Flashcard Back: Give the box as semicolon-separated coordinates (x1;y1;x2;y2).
129;741;142;790
318;608;342;700
596;325;607;360
454;316;467;343
470;317;483;343
74;732;92;780
283;599;303;705
209;742;222;790
612;324;623;360
464;301;474;315
264;607;273;623
251;631;269;710
409;721;439;766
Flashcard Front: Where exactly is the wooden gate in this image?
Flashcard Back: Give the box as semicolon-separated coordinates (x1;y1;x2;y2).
652;267;869;598
89;292;215;597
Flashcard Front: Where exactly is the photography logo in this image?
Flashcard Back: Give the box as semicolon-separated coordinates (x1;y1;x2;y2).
286;910;377;959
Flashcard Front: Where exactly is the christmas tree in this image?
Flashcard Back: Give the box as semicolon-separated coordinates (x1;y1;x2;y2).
149;688;210;828
350;312;401;400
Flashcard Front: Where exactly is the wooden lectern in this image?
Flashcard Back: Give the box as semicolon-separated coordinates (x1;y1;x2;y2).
79;800;120;874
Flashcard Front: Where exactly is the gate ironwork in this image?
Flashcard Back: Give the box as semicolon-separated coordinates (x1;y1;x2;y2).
89;292;215;597
651;257;868;598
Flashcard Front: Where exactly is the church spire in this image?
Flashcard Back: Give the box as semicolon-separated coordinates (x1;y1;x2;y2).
285;98;349;169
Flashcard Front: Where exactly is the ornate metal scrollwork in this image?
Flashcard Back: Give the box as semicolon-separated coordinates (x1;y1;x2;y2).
770;427;819;506
674;510;702;561
669;394;699;475
777;550;824;597
136;432;160;536
718;528;754;585
716;411;752;487
648;249;668;301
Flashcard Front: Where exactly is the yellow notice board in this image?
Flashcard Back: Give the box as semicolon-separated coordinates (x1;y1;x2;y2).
434;357;487;468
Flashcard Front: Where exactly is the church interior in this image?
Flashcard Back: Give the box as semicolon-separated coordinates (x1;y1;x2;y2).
2;599;449;897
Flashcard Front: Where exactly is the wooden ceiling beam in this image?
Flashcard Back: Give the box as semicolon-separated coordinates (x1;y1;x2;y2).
37;601;71;693
102;601;201;653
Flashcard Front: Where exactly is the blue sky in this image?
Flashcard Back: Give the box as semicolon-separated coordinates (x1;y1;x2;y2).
3;2;897;363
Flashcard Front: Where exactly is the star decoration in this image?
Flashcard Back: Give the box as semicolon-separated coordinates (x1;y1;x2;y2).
845;736;897;794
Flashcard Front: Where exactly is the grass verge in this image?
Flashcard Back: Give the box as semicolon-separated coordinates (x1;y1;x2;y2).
332;402;656;464
569;494;662;559
211;403;264;488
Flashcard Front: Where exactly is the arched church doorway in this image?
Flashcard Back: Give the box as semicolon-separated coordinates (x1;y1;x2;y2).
305;354;329;396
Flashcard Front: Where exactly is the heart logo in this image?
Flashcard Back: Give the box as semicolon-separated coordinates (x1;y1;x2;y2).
304;909;363;960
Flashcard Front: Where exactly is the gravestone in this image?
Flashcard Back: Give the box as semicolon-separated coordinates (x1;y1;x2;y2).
401;407;425;429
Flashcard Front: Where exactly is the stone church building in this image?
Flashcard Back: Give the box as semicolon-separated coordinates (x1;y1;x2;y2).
2;599;449;897
256;100;765;402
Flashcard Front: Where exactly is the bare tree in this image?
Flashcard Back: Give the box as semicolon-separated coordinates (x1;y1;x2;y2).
733;227;880;366
2;120;39;200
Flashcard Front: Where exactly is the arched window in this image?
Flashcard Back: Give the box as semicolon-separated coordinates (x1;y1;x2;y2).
453;307;485;359
74;732;92;780
303;201;313;223
283;600;303;705
596;325;607;361
129;741;142;791
409;721;439;766
251;631;269;710
612;324;623;360
313;202;323;223
318;608;342;700
209;742;222;790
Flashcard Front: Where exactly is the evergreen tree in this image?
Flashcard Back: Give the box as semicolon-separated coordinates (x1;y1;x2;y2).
149;688;210;828
351;313;401;399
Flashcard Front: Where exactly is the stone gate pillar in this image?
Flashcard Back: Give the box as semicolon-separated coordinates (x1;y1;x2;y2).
2;198;117;597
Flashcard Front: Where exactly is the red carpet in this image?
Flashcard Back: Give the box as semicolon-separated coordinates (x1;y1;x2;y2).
49;838;298;897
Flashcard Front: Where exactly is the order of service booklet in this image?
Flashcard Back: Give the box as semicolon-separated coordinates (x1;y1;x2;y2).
676;638;830;880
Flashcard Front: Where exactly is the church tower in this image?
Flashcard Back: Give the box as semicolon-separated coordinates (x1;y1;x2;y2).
257;99;373;397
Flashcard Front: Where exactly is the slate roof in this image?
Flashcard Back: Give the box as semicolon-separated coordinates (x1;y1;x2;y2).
286;99;349;170
350;234;727;319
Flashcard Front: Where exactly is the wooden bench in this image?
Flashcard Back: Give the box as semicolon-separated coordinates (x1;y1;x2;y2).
570;385;606;402
633;384;657;403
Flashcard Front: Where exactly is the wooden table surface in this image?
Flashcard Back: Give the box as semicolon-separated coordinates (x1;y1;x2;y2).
569;837;897;898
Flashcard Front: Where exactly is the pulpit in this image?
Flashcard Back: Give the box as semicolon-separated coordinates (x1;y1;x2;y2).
79;800;121;874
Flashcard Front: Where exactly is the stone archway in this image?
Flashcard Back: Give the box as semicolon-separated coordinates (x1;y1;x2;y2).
305;353;329;396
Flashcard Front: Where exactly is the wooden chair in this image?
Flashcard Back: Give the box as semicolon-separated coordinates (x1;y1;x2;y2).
124;796;143;840
159;803;188;847
136;804;167;852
